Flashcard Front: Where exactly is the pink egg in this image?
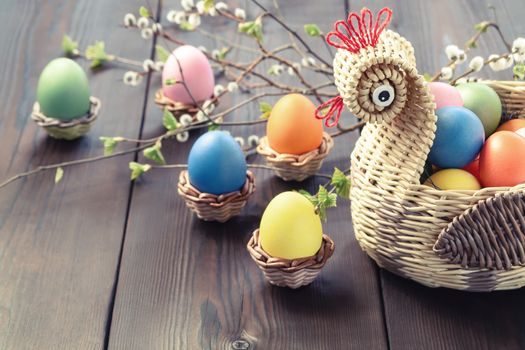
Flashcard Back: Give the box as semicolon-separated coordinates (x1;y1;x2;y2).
516;128;525;138
162;45;214;104
428;82;463;110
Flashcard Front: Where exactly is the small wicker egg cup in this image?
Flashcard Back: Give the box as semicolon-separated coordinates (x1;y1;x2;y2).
177;170;255;223
154;89;217;120
31;96;101;140
256;132;334;182
247;229;335;289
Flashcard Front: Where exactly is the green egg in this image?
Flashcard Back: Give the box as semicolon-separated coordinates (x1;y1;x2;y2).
455;83;502;137
36;58;91;121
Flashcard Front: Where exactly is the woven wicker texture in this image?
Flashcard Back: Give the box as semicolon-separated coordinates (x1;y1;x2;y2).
31;96;101;140
154;89;216;118
256;132;334;181
435;191;525;270
333;29;525;291
177;170;255;223
247;229;335;289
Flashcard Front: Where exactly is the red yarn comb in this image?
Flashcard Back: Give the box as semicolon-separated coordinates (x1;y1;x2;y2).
326;7;393;52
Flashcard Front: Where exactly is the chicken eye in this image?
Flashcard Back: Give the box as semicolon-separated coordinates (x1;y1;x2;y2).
372;84;395;107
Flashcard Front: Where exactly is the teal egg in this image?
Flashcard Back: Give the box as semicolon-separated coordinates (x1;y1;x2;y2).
36;58;91;121
455;83;502;136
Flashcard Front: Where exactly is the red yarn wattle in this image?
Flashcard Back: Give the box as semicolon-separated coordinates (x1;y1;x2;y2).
315;96;344;128
326;7;392;53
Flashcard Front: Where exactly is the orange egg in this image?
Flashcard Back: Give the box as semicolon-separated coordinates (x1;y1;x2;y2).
495;119;525;133
479;131;525;187
266;94;323;155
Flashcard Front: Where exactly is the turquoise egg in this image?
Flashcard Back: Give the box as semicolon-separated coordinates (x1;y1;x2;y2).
455;83;502;136
428;106;485;169
36;58;91;121
188;131;247;195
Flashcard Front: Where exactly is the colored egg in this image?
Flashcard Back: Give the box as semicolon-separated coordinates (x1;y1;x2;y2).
456;83;502;136
496;119;525;133
479;131;525;187
463;156;481;183
36;58;91;121
162;45;214;104
428;106;485;169
266;94;323;155
428;82;463;110
425;169;481;190
259;191;323;259
517;128;525;138
188;131;247;195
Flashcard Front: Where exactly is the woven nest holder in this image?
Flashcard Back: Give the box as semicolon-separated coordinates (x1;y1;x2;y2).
178;170;255;223
319;7;525;291
247;229;335;289
256;132;334;182
154;89;217;119
31;97;101;140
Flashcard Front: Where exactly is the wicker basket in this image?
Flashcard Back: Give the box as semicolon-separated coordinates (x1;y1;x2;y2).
154;89;217;120
31;96;101;140
256;132;334;181
247;229;335;289
177;170;255;223
325;9;525;291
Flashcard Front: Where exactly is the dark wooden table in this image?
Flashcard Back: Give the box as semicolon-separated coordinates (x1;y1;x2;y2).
1;0;525;349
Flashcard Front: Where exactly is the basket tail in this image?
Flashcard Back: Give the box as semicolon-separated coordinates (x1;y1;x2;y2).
434;190;525;270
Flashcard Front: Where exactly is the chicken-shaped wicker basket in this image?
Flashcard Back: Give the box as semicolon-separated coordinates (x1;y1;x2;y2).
317;7;525;291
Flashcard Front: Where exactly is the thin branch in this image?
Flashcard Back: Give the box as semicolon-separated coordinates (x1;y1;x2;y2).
247;163;332;179
251;0;332;68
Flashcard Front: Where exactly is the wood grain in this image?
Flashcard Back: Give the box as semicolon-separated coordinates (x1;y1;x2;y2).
0;1;157;349
347;1;525;349
107;0;387;349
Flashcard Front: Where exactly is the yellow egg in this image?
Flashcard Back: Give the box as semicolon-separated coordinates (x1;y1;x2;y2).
425;169;481;190
259;191;323;259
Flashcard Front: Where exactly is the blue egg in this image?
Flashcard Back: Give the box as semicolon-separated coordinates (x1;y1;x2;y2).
428;106;485;169
188;131;247;195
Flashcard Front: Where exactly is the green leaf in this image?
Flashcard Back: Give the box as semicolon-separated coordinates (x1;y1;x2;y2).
238;19;263;42
179;21;194;31
304;24;322;37
208;123;220;131
204;0;214;12
85;41;114;69
466;39;477;49
164;78;178;86
514;63;525;80
62;35;79;56
55;167;64;184
162;108;179;131
331;167;351;198
298;189;317;206
216;47;230;60
129;162;152;180
139;6;150;18
143;141;166;165
155;45;171;63
267;64;282;76
474;21;490;33
316;185;337;221
99;136;122;156
259;101;272;119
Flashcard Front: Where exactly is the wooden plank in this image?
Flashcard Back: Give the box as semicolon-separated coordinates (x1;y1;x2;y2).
0;0;157;348
346;1;525;349
108;0;387;349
